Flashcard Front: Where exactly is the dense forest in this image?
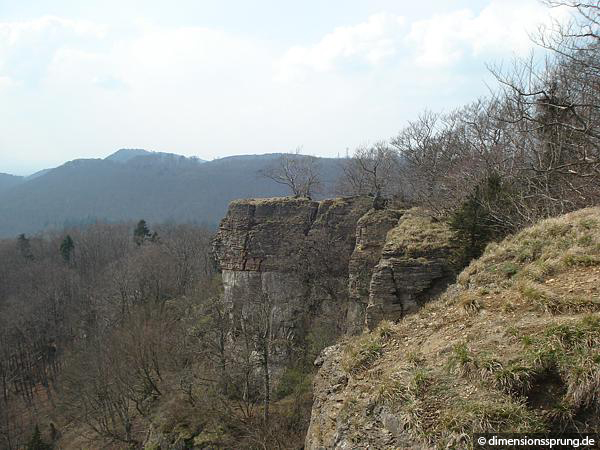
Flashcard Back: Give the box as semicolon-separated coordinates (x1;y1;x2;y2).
1;1;600;449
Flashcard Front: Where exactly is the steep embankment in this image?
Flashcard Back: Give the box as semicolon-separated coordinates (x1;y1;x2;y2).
306;207;600;449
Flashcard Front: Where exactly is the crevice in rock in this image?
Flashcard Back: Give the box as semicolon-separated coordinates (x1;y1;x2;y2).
240;204;256;271
388;265;405;320
303;203;319;236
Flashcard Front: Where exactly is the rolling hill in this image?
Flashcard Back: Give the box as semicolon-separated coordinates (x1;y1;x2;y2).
0;150;344;237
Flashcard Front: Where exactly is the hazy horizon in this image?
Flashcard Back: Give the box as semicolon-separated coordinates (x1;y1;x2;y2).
0;0;569;175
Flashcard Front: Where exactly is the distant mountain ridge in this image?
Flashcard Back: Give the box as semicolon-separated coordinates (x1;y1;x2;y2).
105;148;152;162
0;173;24;194
105;148;206;164
0;150;344;237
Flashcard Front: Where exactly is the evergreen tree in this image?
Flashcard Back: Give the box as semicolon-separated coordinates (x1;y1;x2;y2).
60;235;74;262
450;173;511;265
133;219;151;246
17;233;34;260
26;425;52;450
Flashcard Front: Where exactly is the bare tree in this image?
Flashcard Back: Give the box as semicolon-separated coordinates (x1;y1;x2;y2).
487;1;600;219
261;148;322;199
337;142;400;206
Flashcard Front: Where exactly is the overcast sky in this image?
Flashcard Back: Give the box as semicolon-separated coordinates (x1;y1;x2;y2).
0;0;568;175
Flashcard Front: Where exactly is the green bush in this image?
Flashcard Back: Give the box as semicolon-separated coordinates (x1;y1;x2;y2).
274;368;311;400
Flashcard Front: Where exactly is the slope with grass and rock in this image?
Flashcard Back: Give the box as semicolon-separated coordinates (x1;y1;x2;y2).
306;207;600;449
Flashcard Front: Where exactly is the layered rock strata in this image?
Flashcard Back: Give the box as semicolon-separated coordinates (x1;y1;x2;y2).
212;196;372;340
346;208;404;334
365;209;457;328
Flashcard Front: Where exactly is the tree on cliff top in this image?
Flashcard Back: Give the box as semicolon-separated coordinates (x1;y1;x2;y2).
260;148;322;199
337;142;400;206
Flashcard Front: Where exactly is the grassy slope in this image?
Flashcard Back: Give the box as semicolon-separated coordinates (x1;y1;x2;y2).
338;207;600;448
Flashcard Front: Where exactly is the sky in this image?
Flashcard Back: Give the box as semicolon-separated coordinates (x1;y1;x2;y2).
0;0;569;175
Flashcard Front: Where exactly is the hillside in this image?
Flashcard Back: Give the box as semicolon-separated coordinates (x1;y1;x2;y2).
0;151;344;237
306;207;600;449
0;173;24;194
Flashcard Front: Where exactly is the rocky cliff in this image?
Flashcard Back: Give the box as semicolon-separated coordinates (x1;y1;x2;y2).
305;208;600;449
365;209;458;329
212;196;468;447
213;199;459;341
213;198;458;339
213;196;373;342
346;208;404;334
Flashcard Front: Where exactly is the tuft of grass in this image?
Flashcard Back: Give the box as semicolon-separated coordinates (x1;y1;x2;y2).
518;316;600;409
447;343;477;377
458;292;482;313
342;322;395;374
440;397;546;436
406;351;425;367
563;253;600;267
493;364;536;394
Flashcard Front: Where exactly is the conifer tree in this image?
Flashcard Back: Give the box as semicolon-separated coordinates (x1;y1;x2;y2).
60;235;74;262
26;425;52;450
17;233;33;260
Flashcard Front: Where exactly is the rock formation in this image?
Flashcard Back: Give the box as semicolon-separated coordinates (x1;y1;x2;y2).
346;208;404;334
365;209;457;328
212;196;372;341
213;199;458;339
213;197;464;448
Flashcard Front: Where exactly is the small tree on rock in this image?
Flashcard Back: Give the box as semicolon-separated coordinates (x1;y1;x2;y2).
261;148;322;199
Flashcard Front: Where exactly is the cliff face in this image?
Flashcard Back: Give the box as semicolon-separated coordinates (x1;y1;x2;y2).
365;210;457;328
213;199;458;340
213;196;373;341
213;197;466;447
346;209;404;334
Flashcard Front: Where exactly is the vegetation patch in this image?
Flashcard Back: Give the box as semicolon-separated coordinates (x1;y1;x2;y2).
384;209;456;259
342;321;395;374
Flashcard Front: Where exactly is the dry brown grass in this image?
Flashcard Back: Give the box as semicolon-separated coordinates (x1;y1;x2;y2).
383;208;456;258
335;208;600;448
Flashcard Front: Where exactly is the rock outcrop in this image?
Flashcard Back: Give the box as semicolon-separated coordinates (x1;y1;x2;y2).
213;196;372;341
346;208;404;334
365;209;457;329
213;200;458;338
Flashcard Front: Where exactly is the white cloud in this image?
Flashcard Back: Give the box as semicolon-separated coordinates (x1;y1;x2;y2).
407;0;570;67
0;16;106;46
0;16;108;87
275;13;405;82
0;1;574;173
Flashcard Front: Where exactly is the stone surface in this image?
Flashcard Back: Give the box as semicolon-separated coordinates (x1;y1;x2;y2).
304;344;347;450
305;345;422;450
365;208;457;329
212;197;320;272
346;208;404;334
213;196;372;341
